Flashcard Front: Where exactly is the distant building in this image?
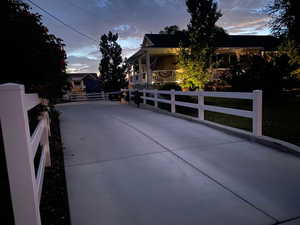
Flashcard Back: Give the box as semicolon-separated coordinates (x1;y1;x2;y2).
67;73;101;94
127;33;279;88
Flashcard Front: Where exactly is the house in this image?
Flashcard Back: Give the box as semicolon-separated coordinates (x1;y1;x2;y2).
127;33;279;88
67;73;101;94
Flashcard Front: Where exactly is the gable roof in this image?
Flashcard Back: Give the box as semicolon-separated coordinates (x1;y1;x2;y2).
67;73;98;81
144;33;279;50
144;33;189;48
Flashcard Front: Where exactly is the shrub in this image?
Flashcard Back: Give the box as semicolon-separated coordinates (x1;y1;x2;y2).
157;82;182;91
221;54;299;95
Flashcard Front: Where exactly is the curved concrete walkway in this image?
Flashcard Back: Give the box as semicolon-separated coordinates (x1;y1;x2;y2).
57;101;300;225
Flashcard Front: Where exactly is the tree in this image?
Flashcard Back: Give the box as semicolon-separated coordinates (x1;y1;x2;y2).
266;0;299;43
186;0;222;51
278;40;300;78
266;0;300;79
99;31;127;91
177;0;223;90
6;0;69;101
222;54;299;94
177;47;211;90
159;25;182;35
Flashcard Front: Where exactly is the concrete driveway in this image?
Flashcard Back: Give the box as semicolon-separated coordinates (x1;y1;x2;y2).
57;101;300;225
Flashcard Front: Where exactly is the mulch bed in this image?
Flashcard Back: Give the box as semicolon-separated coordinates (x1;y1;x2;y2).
40;108;71;225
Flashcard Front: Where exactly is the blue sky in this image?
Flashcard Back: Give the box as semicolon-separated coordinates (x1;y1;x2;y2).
27;0;272;73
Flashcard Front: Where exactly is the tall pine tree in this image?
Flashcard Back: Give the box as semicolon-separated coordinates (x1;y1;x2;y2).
186;0;222;52
99;31;127;91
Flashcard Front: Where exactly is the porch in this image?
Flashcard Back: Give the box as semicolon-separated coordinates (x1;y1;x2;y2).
127;47;178;88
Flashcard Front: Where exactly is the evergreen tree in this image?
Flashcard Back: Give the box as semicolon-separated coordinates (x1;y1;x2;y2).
159;25;182;35
186;0;222;51
99;31;126;91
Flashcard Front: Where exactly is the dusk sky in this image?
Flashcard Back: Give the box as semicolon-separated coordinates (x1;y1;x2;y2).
27;0;272;74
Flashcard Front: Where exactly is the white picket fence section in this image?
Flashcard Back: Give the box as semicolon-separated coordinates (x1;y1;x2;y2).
70;92;105;101
0;83;51;225
123;88;262;136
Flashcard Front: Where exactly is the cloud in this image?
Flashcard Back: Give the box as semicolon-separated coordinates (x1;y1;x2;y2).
224;17;270;34
68;46;99;60
95;0;110;8
30;0;271;73
217;0;270;34
67;56;99;73
113;24;131;32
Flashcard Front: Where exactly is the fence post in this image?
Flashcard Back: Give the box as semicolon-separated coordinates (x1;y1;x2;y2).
0;83;41;225
252;90;263;136
171;89;175;113
40;110;51;167
143;89;146;104
198;91;204;120
154;89;158;108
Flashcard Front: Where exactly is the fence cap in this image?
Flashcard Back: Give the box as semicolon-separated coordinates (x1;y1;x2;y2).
0;83;24;92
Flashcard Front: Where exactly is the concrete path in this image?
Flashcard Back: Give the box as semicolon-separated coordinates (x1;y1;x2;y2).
57;101;300;225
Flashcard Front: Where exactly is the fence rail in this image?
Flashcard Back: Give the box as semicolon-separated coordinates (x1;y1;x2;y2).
70;92;105;101
123;88;262;136
0;83;51;225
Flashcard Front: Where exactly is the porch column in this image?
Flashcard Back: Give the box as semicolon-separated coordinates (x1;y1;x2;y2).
236;49;241;61
138;57;143;73
129;65;134;85
146;51;152;86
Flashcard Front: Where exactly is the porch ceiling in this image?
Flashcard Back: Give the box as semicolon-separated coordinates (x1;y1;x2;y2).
127;47;179;63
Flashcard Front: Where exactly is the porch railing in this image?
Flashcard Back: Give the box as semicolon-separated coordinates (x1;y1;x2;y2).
152;70;176;83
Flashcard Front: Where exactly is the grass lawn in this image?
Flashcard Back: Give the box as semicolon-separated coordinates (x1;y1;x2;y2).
156;94;300;147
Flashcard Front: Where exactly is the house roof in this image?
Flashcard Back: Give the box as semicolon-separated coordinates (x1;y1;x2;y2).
144;33;189;48
144;33;279;50
215;35;279;50
67;73;98;81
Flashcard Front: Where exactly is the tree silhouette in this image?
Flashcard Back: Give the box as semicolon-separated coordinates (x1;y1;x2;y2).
6;0;69;101
266;0;300;78
159;25;182;35
267;0;299;43
99;31;127;91
186;0;222;51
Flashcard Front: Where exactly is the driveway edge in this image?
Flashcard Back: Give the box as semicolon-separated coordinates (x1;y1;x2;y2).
129;102;300;156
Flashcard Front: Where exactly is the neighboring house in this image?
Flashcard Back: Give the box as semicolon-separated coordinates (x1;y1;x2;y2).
127;33;279;88
67;73;101;94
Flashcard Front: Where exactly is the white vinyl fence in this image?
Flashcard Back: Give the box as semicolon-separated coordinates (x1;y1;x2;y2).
123;88;262;136
70;92;105;101
0;83;51;225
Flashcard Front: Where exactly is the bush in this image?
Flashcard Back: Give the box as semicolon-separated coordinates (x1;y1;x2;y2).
221;54;300;95
156;82;182;91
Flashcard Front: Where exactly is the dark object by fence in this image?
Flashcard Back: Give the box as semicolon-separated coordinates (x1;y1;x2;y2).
134;90;141;107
